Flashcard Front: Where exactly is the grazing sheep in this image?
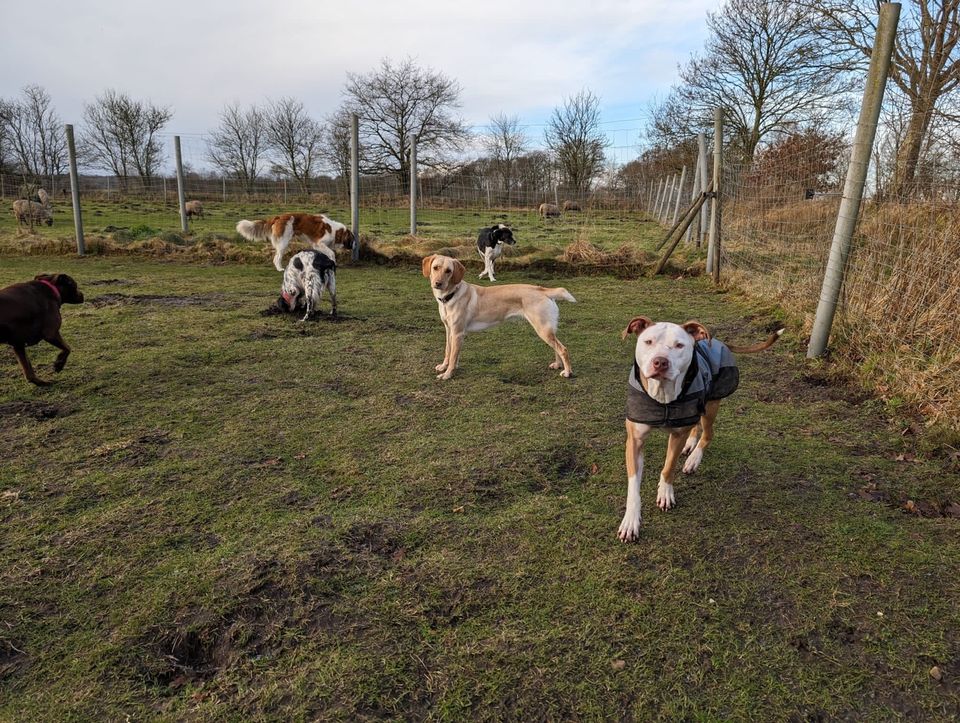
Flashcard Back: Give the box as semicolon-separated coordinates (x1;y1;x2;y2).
185;200;204;219
562;200;582;212
13;189;53;227
538;202;561;219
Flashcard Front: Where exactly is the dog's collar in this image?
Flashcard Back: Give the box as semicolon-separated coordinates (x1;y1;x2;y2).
437;285;462;304
36;278;61;303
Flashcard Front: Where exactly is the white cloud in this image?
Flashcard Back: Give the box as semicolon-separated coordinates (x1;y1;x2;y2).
0;0;712;142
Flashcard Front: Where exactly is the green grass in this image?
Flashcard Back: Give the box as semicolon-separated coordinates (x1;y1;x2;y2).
1;256;958;719
0;197;661;253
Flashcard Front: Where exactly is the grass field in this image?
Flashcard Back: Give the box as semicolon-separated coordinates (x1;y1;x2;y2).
0;196;657;253
1;255;959;719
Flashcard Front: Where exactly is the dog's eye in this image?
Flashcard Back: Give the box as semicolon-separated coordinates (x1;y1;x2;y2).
675;343;685;349
644;339;653;345
445;269;450;274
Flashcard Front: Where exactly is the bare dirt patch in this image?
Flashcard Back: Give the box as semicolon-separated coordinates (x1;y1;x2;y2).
0;400;70;421
89;293;229;309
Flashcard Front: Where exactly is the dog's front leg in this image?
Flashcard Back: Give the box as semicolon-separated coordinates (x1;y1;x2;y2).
47;332;71;373
435;320;452;372
484;249;496;282
657;429;689;510
683;400;720;474
437;331;463;380
618;420;650;542
273;248;285;273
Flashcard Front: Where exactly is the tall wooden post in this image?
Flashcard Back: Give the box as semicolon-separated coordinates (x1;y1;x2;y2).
174;136;188;233
409;136;418;236
65;124;85;255
706;110;723;282
808;2;900;357
350;113;360;261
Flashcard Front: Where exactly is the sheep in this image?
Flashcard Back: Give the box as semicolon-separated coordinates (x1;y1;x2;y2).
12;200;52;227
562;200;582;212
185;200;204;219
538;202;561;219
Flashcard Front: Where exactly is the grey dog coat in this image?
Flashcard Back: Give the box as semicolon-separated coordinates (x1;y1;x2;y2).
626;339;740;427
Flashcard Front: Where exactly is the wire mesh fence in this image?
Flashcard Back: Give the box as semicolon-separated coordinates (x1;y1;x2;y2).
1;130;657;255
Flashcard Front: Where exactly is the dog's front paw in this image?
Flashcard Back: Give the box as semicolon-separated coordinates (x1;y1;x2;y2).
436;370;454;380
682;436;699;456
656;481;675;510
683;449;703;474
618;511;642;542
53;361;66;373
30;377;52;387
435;362;449;372
560;369;572;378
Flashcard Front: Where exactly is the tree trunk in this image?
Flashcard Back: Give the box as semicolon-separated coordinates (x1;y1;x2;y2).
890;92;935;199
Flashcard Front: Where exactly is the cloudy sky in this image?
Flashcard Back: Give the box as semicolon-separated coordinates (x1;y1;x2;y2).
1;0;715;163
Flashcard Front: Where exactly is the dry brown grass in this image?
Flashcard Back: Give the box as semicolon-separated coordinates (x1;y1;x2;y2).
724;198;960;430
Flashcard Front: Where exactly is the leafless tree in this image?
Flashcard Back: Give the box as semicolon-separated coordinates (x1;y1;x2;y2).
343;57;470;186
321;107;354;193
81;90;172;190
671;0;850;162
483;113;529;200
264;97;324;195
811;0;960;197
544;89;608;193
207;103;266;193
0;98;12;172
2;85;68;184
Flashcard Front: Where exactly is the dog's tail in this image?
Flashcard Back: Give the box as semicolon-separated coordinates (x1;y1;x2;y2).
236;219;271;242
727;327;784;353
543;287;576;303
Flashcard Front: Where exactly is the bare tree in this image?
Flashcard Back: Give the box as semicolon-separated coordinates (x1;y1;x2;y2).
483;113;529;200
811;0;960;197
671;0;850;162
544;89;608;193
321;107;354;193
81;90;172;190
207;103;266;193
343;57;470;186
264;97;324;195
2;85;68;184
0;98;12;172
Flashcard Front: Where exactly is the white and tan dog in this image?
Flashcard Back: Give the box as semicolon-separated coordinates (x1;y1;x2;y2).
422;254;575;380
617;316;783;542
236;213;355;272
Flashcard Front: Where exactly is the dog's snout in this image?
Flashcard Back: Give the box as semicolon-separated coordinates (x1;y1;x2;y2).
652;356;670;371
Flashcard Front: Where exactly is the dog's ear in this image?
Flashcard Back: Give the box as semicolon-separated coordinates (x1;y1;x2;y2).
621;316;653;340
421;255;436;278
450;259;466;286
681;320;711;342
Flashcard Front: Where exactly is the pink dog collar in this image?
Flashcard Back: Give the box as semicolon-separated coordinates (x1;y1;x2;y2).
36;278;61;303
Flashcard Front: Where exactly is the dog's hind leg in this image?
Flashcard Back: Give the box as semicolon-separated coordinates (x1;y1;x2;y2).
12;345;50;386
683;400;720;474
47;332;71;373
328;275;337;316
531;315;572;378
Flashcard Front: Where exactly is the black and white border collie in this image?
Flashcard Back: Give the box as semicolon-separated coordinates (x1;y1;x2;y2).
476;224;516;283
276;249;337;321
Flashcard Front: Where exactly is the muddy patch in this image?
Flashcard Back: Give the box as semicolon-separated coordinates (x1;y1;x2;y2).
0;640;28;681
527;442;593;493
87;278;132;286
0;400;71;422
341;520;403;559
90;293;229;309
90;430;171;467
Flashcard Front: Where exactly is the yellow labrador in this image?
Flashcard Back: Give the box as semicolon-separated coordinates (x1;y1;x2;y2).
422;254;576;380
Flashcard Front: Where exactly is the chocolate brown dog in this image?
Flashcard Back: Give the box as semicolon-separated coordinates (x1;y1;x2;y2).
0;273;84;385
